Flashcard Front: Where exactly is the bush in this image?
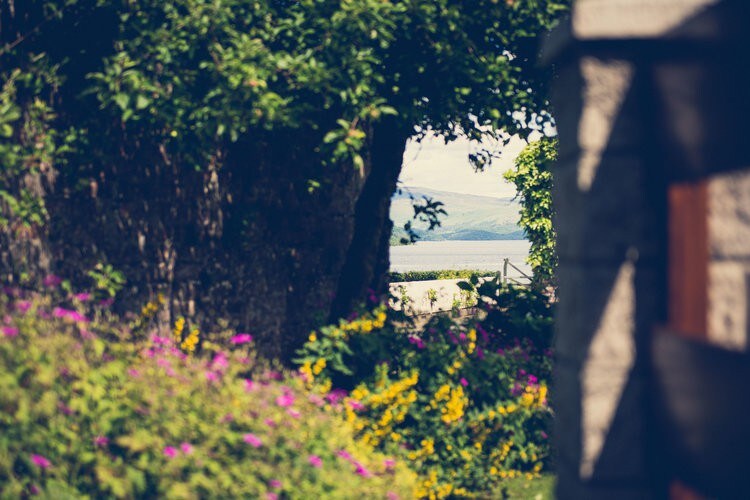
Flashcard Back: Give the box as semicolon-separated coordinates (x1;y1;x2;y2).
0;285;417;499
296;293;554;498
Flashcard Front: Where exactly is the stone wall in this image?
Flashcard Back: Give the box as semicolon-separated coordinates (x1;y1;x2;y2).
544;0;749;497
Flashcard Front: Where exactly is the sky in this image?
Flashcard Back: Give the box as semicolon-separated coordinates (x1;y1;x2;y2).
398;132;535;199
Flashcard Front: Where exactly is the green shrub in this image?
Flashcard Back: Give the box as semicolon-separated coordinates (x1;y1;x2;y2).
0;286;417;499
296;298;553;498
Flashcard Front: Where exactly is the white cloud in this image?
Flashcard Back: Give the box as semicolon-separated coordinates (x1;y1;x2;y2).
398;132;533;199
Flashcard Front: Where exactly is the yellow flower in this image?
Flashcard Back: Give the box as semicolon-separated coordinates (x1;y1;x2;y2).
308;332;317;343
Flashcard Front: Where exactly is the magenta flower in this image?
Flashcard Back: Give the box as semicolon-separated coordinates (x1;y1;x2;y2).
308;454;323;468
387;492;400;500
30;454;51;469
180;442;194;455
230;333;253;345
73;292;91;302
243;433;263;448
267;494;279;500
205;371;219;382
325;388;347;405
354;462;372;478
264;418;276;428
94;436;109;447
15;300;31;314
127;368;140;378
336;449;353;461
460;378;469;387
211;353;229;371
2;326;18;337
384;458;396;468
347;400;365;411
275;392;295;408
163;446;178;459
244;379;256;392
308;394;325;407
269;479;282;489
43;274;62;287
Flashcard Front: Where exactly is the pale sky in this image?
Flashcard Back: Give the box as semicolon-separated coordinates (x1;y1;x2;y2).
398;132;535;199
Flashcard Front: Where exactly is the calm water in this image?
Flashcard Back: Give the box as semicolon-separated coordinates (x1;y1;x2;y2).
389;240;531;276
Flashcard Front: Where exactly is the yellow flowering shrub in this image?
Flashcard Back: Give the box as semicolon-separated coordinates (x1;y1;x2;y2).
296;288;555;498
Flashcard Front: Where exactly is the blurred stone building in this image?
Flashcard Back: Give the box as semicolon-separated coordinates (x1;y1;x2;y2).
546;0;750;497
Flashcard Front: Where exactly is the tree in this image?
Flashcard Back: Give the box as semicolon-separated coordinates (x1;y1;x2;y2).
0;0;568;361
504;137;557;287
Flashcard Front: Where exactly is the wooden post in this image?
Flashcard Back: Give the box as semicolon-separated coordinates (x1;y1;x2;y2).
667;179;708;500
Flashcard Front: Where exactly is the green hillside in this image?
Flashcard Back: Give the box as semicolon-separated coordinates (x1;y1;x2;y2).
390;186;523;244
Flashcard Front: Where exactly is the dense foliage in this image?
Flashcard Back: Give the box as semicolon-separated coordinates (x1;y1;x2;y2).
0;2;569;356
503;138;558;287
296;289;554;498
0;284;417;498
389;269;496;283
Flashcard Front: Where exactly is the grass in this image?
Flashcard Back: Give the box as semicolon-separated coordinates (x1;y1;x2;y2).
496;474;555;499
388;269;497;283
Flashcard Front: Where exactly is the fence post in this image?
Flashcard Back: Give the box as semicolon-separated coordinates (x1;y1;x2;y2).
503;258;508;285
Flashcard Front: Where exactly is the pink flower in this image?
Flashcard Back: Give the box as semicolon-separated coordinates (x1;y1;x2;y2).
308;394;325;407
73;292;91;302
308;455;323;468
336;449;353;461
325;389;347;405
387;492;400;500
2;326;18;337
266;494;279;500
163;446;178;459
43;274;62;287
30;454;51;469
180;442;194;455
99;298;115;308
243;433;263;448
230;333;253;345
264;418;276;428
205;371;219;382
29;484;40;495
275;392;295;408
384;458;396;469
151;335;171;346
354;462;372;478
52;307;89;323
15;301;31;314
460;378;469;387
269;479;282;489
244;379;256;392
94;436;109;447
57;402;74;416
211;353;229;371
127;368;140;378
347;400;365;411
287;409;301;419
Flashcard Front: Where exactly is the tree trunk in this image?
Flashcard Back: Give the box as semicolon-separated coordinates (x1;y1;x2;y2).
329;117;411;320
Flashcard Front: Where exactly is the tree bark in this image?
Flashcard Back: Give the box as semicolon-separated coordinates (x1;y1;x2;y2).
329;117;411;320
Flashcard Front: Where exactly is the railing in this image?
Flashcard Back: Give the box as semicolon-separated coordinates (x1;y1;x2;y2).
501;257;532;286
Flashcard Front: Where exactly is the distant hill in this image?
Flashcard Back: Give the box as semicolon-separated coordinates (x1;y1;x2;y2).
390;186;523;244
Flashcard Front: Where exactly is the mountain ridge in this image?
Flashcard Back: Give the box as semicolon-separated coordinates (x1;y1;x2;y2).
390;186;523;244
